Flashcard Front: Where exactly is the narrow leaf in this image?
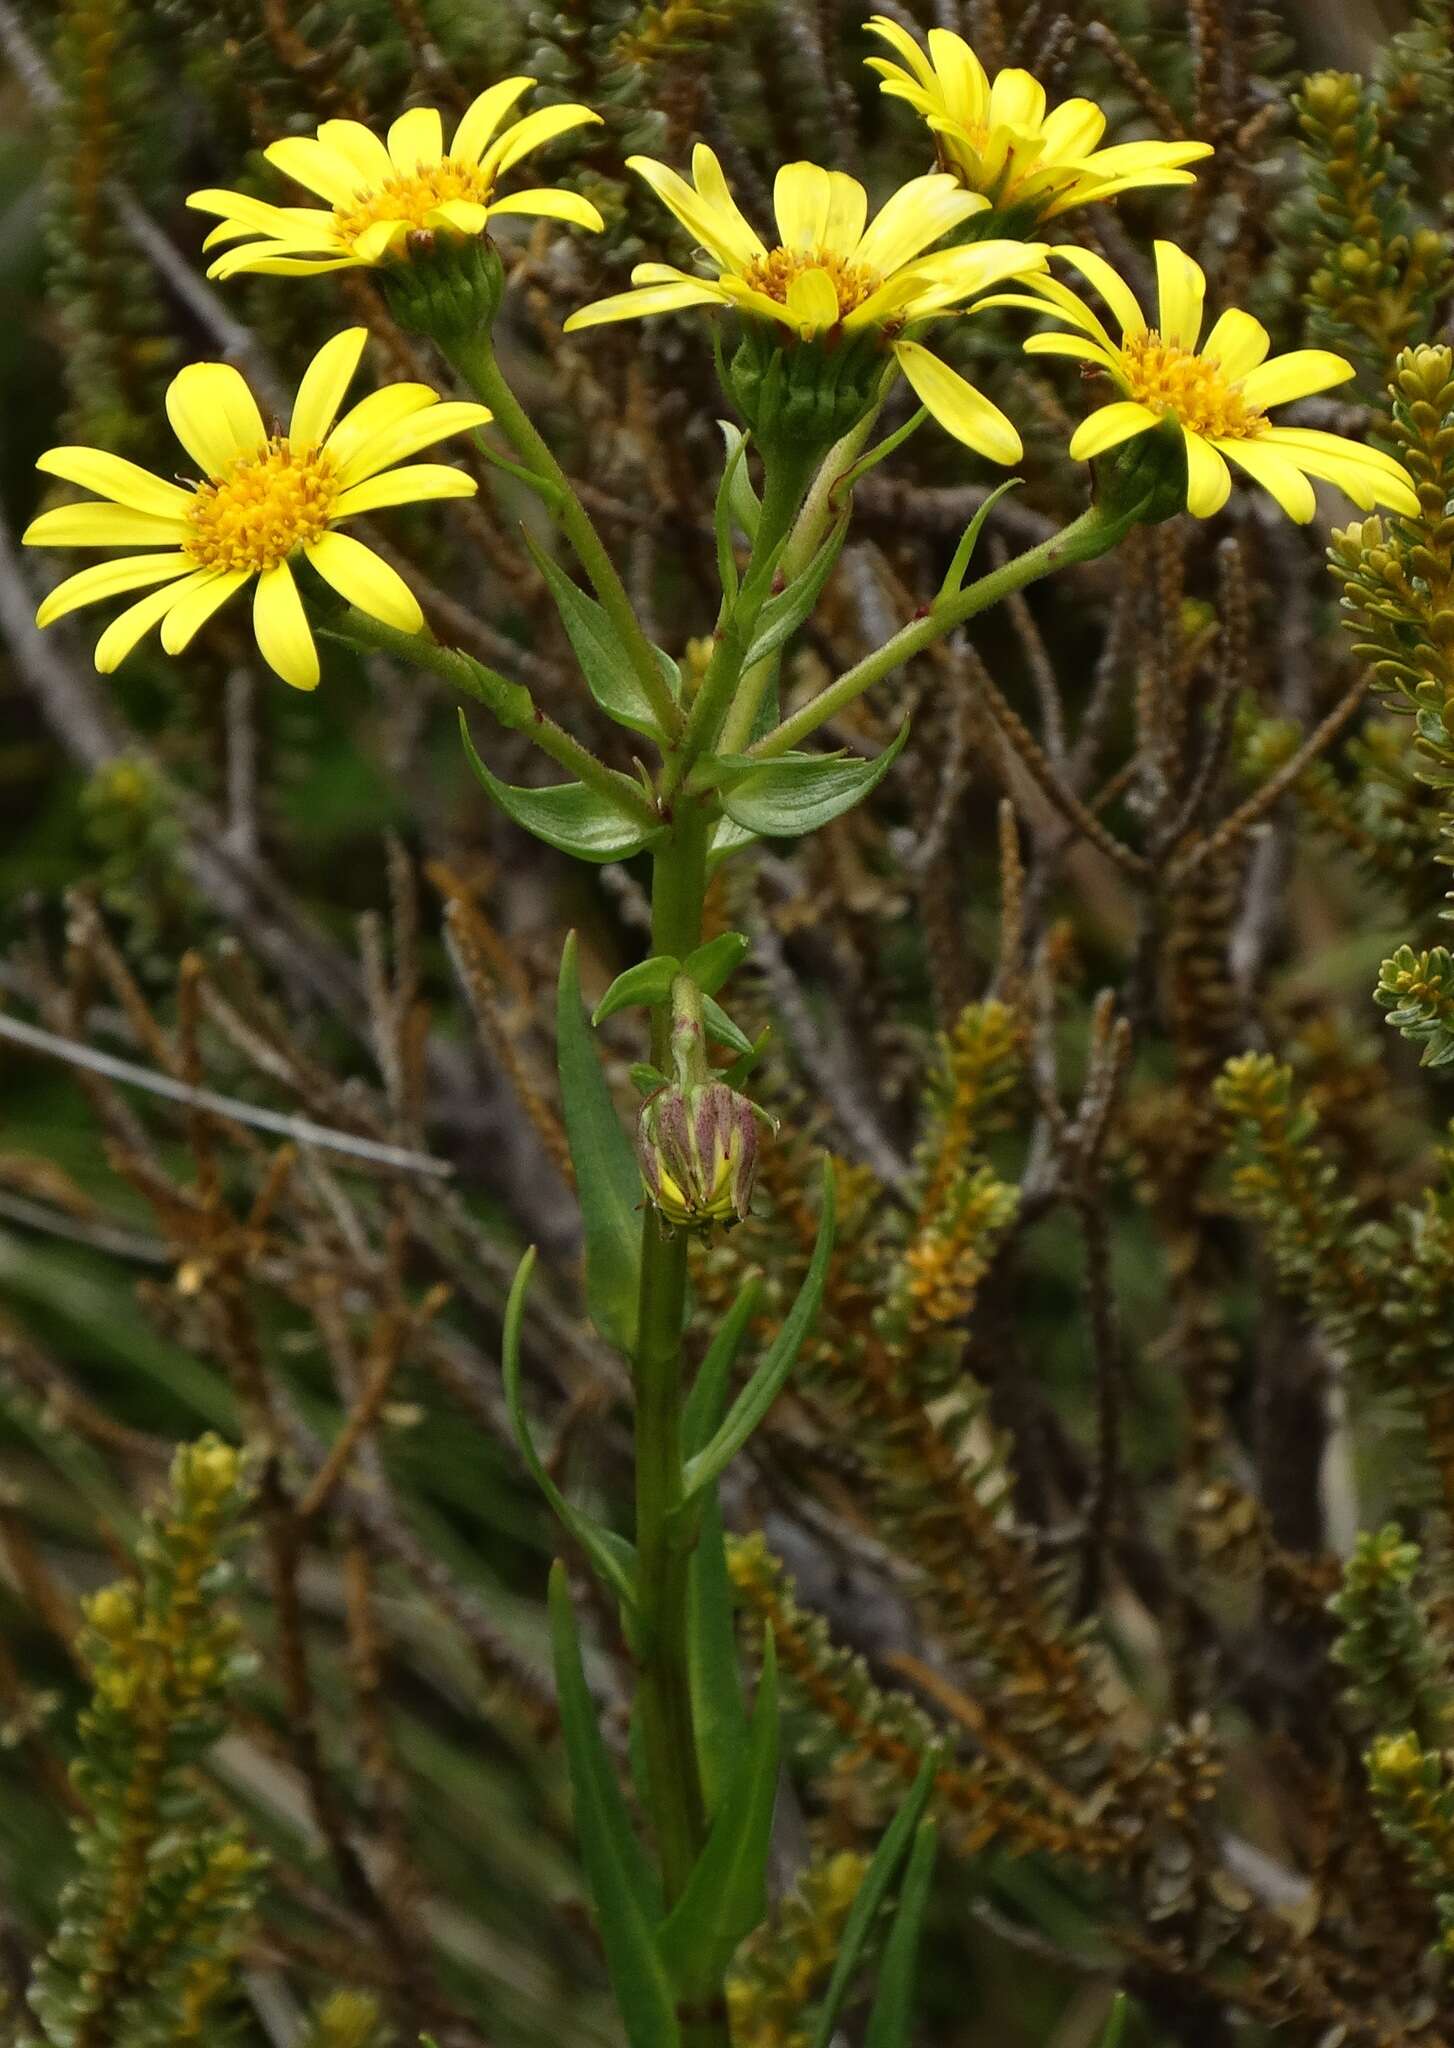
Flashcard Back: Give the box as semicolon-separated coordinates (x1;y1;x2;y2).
683;931;750;996
807;1755;937;2048
593;955;680;1026
557;933;644;1350
549;1567;680;2048
710;815;759;867
523;529;668;739
703;994;754;1057
683;1273;763;1456
936;479;1022;604
681;1163;835;1503
1098;1994;1131;2048
503;1250;637;1608
687;1488;750;1814
718;420;761;542
863;1820;939;2048
743;515;848;669
460;715;660;862
657;1637;780;1999
722;725;909;838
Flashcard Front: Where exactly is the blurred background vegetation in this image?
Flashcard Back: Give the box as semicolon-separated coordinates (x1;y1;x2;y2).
3;0;1454;2044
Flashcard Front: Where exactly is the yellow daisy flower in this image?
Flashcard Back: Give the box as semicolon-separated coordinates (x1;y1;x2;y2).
188;81;603;277
996;240;1419;522
23;328;491;690
865;17;1212;222
563;149;1048;461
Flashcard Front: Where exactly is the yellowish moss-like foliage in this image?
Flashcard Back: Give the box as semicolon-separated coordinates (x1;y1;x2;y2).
726;1851;868;2048
28;1437;265;2048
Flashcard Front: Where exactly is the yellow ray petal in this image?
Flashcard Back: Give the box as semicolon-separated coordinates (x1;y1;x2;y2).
264;136;366;206
627;154;757;272
562;280;728;331
209;250;359;279
290;328;368;448
987;67;1047;131
24;503;188;548
252;560;319;689
1039;97;1107;158
424;199;490;236
160;568;251;653
95;574;208;671
774;162;834;249
1049;246;1145;341
306;530;423;633
317;119;395;186
1260;428;1419;513
352;219;408;263
854;173;984;274
785;266;840;334
166;363;267;476
1153;239;1204;350
481;104;601;183
1068;399;1159;460
36;447;191;518
1200;307;1271;381
822;172;870;258
1182;430;1231;517
1219;438;1316;522
35;551;194;628
186;188;319;237
486;187;604;231
689;146;766;264
924;27;991;123
332;463;477;518
864;15;938;89
452;77;535;163
1022;332;1117;369
388;106;445;173
334;401;494;487
325;383;449;468
1240;348;1355;409
893;341;1021;464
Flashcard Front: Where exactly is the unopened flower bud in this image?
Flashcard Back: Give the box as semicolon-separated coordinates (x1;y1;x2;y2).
637;1078;759;1228
724;322;884;462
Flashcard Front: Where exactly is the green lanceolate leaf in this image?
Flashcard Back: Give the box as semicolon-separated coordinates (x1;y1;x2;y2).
863;1820;939;2048
1097;1993;1131;2048
680;1164;836;1506
548;1567;680;2048
657;1637;780;2001
718;420;761;544
721;724;909;839
744;515;849;669
557;934;644;1351
522;529;677;739
683;930;750;996
807;1755;937;2048
935;478;1022;604
683;1274;763;1455
503;1249;637;1609
710;815;759;866
703;995;754;1058
593;955;680;1026
460;715;661;862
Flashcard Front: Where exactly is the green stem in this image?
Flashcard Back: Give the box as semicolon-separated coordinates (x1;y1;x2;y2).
443;330;685;745
633;799;711;1929
748;502;1130;760
329;607;657;826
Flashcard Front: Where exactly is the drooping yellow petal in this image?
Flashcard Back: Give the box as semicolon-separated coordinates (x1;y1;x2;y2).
166;363;267;476
1200;307;1271;380
36;448;191;518
1182;430;1231;517
187;188;322;238
23;503;188;548
487;187;604;231
264;136;365;206
334;401;494;487
209;250;359;279
1218;438;1317;522
306;530;424;632
1153;239;1205;350
289;328;368;449
159;568;251;653
785;267;840;334
1050;246;1145;341
95;574;207;672
332;463;477;518
34;551;194;628
316;119;395;186
563;280;728;332
1240;348;1355;410
1067;399;1159;460
1022;332;1117;370
387;106;445;174
893;341;1021;463
252;561;319;690
452;77;535;162
1261;428;1419;513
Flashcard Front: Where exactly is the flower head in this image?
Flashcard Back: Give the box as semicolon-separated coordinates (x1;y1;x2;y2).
637;1077;759;1228
996;240;1419;521
188;82;603;278
23;329;490;689
564;148;1046;460
865;17;1212;224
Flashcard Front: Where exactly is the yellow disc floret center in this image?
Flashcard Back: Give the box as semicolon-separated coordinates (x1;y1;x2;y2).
334;160;494;245
742;245;884;321
1121;330;1266;441
186;438;338;573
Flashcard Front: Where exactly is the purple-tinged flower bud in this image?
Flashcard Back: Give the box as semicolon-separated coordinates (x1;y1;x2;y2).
637;1079;759;1228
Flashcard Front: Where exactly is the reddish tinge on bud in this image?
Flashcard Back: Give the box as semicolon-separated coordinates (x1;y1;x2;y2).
637;1078;759;1228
